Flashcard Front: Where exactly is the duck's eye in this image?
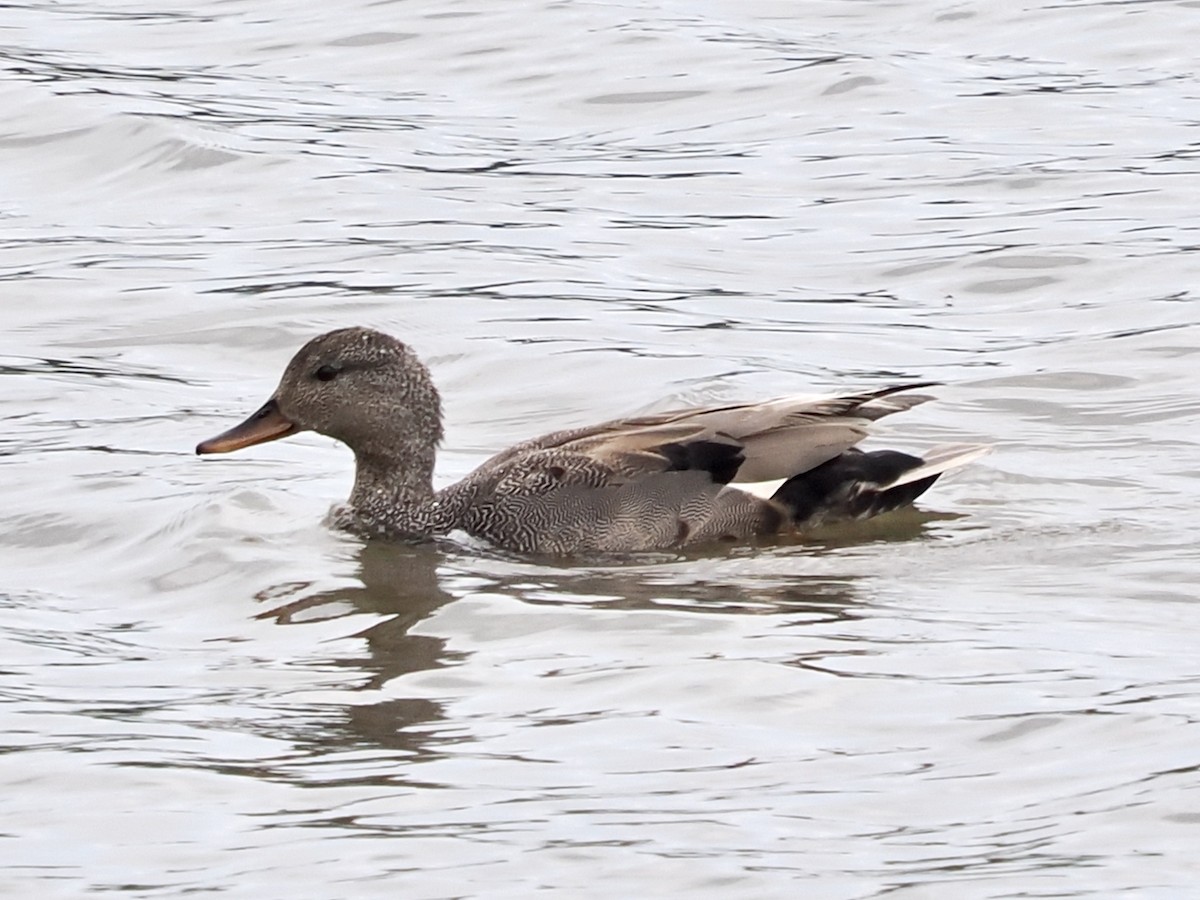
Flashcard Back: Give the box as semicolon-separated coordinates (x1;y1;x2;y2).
314;364;340;382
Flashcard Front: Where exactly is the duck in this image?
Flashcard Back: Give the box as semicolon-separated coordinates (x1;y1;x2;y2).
196;327;988;555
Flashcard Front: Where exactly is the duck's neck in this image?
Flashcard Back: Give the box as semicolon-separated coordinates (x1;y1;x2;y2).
349;447;442;534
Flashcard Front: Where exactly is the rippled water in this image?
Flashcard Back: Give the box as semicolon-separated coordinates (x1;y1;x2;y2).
3;0;1199;896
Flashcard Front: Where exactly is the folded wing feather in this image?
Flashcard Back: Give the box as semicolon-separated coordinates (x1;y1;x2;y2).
481;383;942;484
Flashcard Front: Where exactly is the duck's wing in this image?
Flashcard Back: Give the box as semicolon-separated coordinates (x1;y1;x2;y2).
477;383;939;484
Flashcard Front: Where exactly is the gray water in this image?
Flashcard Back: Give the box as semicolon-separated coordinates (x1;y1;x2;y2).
3;0;1199;897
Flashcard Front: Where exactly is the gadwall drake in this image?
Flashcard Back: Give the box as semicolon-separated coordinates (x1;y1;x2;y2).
197;327;988;554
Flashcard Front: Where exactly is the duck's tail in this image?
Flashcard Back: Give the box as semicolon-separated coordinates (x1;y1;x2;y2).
768;442;990;527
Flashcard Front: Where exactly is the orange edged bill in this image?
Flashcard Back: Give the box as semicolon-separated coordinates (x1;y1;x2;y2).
196;398;299;455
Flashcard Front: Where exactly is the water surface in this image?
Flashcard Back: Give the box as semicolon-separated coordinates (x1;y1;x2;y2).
2;0;1199;897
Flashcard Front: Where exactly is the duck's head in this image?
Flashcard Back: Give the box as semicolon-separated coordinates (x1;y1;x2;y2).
196;327;443;461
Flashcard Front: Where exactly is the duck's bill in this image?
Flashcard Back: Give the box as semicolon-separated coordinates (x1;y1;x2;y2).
196;398;299;454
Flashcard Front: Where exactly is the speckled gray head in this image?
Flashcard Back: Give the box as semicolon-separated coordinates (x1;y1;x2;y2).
196;327;443;461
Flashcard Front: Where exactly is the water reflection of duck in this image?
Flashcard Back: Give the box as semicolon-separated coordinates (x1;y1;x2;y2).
198;327;987;555
255;542;460;759
257;541;457;684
